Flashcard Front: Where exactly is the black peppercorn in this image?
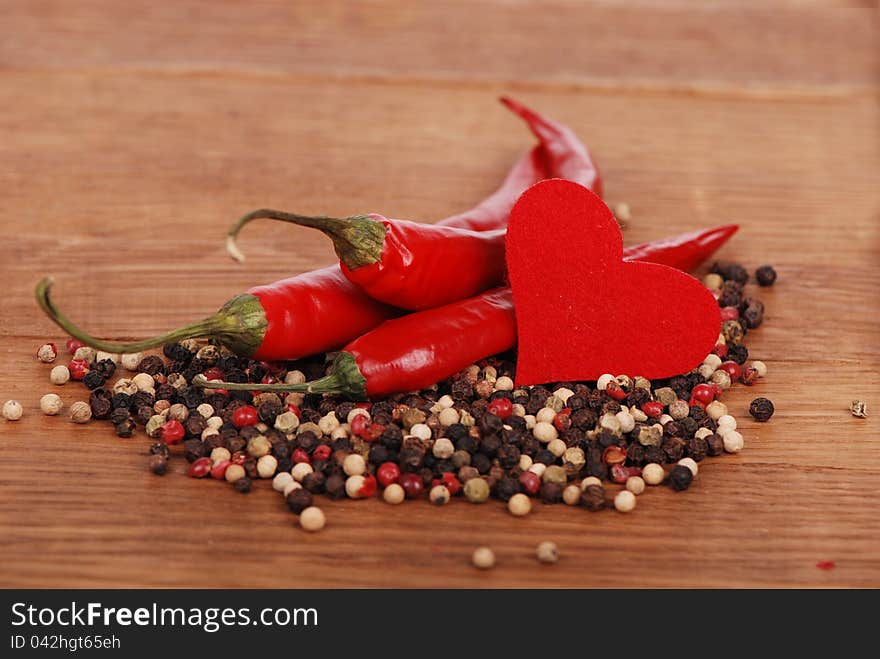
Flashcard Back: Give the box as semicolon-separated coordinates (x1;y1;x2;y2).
183;438;205;463
234;477;252;493
705;434;724;457
88;390;112;420
755;265;777;286
111;392;131;409
115;418;136;438
479;434;502;458
302;472;326;494
92;359;116;379
135;406;154;426
149;454;168;475
472;453;491;474
495;477;520;502
749;397;775;422
686;436;708;462
163;342;193;362
155;383;177;403
581;484;606;511
669;465;694;491
727;343;749;365
540;482;563;504
149;442;170;459
662;437;686;463
109;407;131;425
82;371;106;390
324;472;346;499
136;355;166;376
184;415;207;438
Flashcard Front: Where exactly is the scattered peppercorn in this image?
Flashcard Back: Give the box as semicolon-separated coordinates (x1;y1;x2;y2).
472;547;495;570
749;397;775;422
149;454;168;475
755;265;777;287
669;465;694;491
850;400;867;418
69;401;91;424
536;541;559;564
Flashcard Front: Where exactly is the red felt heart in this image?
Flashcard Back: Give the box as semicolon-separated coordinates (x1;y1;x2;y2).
506;179;720;384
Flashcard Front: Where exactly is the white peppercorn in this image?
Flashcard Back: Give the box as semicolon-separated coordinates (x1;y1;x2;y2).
535;407;556;424
616;410;635;433
703;273;723;290
626;476;646;495
518;455;533;471
168;403;188;422
508;493;532;516
2;400;24;421
722;431;744;453
668;400;690;420
536;541;558;564
112;378;138;396
318;411;340;435
284;369;306;385
210;447;231;464
694;427;713;440
547;438;566;458
206;416;223;430
706;400;728;421
257;455;279;479
410;423;432;440
383;483;405;505
642;463;665;485
438;407;460;427
614;490;637;512
146;415;166;438
600;412;622;435
274;411;299;433
562;484;581;506
512;403;526;417
224;464;246;483
299;506;326;532
342;453;366;477
528;463;547;478
698;364;716;379
120;352;142;371
717;414;737;430
196;403;214;419
472;547;495;570
291;462;314;482
37;343;58;363
750;360;768;377
703;353;722;370
432;437;455;459
533;421;557;443
96;351;119;364
630;407;648;422
72;346;96;364
40;393;63;416
429;485;450;505
69;401;91;424
710;369;732;389
201;427;219;441
495;376;514;391
273;471;294;493
50;365;70;385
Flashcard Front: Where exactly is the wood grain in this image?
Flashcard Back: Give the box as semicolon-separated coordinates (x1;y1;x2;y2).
1;2;878;588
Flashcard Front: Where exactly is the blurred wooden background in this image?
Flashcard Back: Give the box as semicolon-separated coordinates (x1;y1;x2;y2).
0;1;877;588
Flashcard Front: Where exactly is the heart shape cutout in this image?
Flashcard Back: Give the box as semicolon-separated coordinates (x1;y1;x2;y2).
507;179;720;384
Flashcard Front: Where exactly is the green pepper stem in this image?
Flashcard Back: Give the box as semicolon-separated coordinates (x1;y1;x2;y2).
34;276;267;356
226;209;387;270
193;352;368;399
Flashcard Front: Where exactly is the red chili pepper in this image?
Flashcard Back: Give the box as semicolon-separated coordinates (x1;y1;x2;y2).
224;98;603;311
196;225;740;399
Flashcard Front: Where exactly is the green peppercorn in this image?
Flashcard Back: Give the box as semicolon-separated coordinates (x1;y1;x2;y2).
463;477;490;503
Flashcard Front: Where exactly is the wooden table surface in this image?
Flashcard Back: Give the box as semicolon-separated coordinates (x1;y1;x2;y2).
1;1;877;588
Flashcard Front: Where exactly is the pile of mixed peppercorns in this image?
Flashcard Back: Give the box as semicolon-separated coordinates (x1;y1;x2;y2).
14;262;779;531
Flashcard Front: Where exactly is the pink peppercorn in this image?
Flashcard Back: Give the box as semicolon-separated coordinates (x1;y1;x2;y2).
68;358;90;380
602;445;627;465
377;462;401;487
160;419;185;444
350;414;369;437
65;338;85;354
210;460;231;480
187;457;213;478
518;471;541;496
486;398;513;419
719;361;741;380
641;401;663;418
605;382;627;401
610;464;642;484
691;383;716;405
231;451;248;465
292;448;311;465
399;473;424;499
261;374;278;385
713;343;729;358
741;367;759;386
232;405;258;428
203;367;225;382
439;472;462;496
313;445;331;461
553;408;572;432
720;306;740;321
287;404;302;418
363;423;385;442
357;475;378;498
